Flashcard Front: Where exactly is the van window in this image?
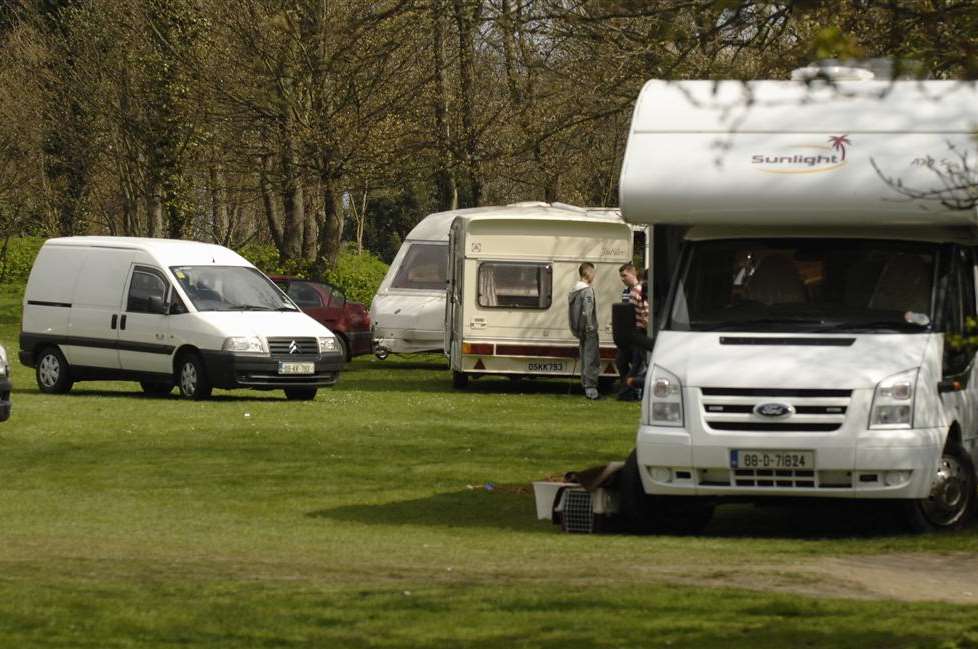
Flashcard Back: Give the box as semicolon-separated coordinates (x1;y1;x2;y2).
391;243;448;291
477;262;553;309
127;270;168;314
171;266;296;312
669;238;937;332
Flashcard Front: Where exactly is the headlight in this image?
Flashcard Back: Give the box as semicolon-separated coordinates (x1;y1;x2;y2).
870;368;918;429
318;336;338;353
222;336;268;354
648;365;684;427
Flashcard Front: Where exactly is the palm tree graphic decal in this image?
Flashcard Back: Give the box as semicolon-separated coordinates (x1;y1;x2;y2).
828;135;851;160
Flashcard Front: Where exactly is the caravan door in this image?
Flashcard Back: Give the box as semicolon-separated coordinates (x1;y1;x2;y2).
444;219;464;366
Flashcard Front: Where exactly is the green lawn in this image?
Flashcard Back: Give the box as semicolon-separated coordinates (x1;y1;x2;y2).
3;283;978;648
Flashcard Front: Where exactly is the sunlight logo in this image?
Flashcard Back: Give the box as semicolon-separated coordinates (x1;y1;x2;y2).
752;134;852;174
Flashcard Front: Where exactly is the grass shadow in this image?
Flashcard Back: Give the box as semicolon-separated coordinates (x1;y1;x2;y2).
704;500;916;539
15;386;287;402
307;485;552;534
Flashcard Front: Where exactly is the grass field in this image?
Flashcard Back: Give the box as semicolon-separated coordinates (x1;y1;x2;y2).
4;283;978;648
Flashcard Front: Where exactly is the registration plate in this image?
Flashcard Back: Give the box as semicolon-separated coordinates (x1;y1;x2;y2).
527;361;564;373
730;449;814;469
278;361;314;375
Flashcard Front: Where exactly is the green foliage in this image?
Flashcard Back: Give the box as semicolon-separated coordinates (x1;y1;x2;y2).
238;243;388;306
0;237;44;284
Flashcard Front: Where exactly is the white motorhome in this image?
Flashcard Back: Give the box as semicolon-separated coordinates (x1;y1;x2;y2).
19;237;344;400
445;203;632;388
618;71;978;532
370;210;455;357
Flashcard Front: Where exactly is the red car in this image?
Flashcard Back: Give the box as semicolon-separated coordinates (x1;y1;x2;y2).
271;276;372;361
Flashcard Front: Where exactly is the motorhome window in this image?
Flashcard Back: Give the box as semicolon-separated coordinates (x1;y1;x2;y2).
170;266;296;312
669;239;937;333
286;281;324;308
477;262;553;309
391;243;448;290
127;270;168;314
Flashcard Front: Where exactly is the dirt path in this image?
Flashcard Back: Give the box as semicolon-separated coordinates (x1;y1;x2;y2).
675;553;978;603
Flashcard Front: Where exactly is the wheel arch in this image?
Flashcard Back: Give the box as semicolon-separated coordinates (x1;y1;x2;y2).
172;344;202;372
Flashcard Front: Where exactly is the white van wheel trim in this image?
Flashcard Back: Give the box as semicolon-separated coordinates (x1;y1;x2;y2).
180;362;198;395
38;354;61;387
920;454;971;527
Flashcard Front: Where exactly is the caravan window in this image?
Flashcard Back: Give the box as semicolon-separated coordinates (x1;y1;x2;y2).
391;243;447;291
478;262;553;309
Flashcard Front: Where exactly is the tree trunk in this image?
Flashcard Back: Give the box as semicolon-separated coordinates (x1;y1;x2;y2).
146;174;163;238
209;164;230;244
302;182;318;261
279;123;304;263
452;0;482;207
431;0;457;212
314;170;343;278
259;154;284;252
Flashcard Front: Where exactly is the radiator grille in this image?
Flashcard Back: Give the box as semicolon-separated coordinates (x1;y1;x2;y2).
267;337;318;355
700;387;851;434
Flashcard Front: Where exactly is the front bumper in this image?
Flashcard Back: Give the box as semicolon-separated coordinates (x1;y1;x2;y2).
635;424;939;499
200;351;344;389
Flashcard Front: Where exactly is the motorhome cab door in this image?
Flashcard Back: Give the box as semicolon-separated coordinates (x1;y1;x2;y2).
939;246;978;443
117;265;175;374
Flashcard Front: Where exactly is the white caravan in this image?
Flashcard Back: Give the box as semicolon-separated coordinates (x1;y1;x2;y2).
20;237;344;400
370;210;455;357
445;203;632;388
618;71;978;532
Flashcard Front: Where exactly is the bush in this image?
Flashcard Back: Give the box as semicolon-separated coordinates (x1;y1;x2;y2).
238;243;389;306
0;237;44;284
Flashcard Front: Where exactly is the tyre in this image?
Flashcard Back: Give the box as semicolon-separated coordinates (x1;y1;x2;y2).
452;370;469;389
175;353;212;400
140;381;173;395
661;498;715;534
903;444;976;533
284;387;318;401
335;335;350;362
35;346;73;394
374;347;389;360
618;450;665;534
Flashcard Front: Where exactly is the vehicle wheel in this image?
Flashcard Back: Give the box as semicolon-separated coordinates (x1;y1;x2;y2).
140;381;173;396
36;346;73;394
176;353;212;400
617;450;665;534
284;387;318;401
452;370;469;389
904;444;976;532
335;335;350;362
374;347;389;360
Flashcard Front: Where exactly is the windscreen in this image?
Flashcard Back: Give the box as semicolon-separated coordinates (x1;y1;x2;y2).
668;239;937;332
391;243;448;290
171;266;297;312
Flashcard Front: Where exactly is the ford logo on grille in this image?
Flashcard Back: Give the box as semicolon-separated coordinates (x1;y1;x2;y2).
754;402;793;418
288;340;299;354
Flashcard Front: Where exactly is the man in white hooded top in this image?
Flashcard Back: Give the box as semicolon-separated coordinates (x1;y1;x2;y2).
568;262;601;400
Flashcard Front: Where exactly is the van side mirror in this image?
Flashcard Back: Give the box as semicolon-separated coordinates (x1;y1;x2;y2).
168;300;187;315
147;295;166;315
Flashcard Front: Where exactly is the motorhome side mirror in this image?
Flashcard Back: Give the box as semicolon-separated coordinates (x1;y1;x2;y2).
147;295;166;315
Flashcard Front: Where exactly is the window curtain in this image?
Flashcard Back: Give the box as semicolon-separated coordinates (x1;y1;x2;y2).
479;266;497;307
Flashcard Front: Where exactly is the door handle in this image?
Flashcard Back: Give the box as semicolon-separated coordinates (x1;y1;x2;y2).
120;315;127;330
111;314;117;329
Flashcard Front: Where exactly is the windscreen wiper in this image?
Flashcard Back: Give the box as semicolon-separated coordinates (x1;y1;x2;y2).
225;304;275;311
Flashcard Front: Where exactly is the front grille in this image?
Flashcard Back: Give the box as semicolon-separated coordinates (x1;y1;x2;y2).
733;468;816;488
700;387;851;434
267;337;318;355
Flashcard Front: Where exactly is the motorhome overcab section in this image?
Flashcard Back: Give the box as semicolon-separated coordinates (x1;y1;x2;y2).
618;72;978;532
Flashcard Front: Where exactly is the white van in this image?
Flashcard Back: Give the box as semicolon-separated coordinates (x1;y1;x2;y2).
19;237;344;400
445;203;633;388
617;71;978;532
370;210;455;358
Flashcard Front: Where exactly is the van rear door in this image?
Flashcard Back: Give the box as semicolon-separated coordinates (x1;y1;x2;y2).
117;265;174;375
